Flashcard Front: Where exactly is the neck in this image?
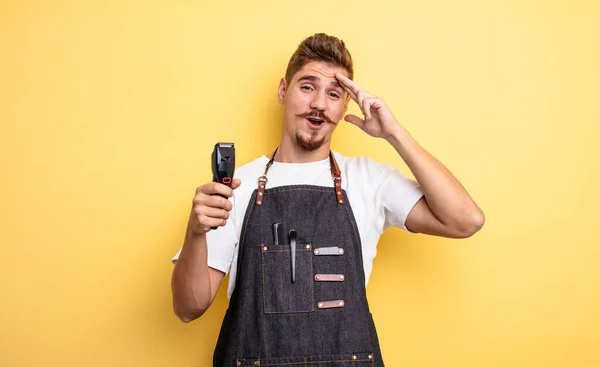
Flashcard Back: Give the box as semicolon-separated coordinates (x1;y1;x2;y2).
271;135;331;163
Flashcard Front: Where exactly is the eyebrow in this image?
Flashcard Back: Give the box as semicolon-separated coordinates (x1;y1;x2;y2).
298;75;343;89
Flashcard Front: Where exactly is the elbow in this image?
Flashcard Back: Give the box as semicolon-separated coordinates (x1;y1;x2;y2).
455;208;485;238
177;313;199;324
174;305;206;323
172;293;209;323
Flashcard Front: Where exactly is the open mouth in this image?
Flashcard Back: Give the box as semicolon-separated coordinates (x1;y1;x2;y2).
306;117;325;128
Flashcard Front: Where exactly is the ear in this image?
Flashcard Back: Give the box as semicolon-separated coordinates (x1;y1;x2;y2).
277;78;287;104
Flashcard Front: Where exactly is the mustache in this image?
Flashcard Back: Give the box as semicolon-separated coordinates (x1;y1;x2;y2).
297;110;334;124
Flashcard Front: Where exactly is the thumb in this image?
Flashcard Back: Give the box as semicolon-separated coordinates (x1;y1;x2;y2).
344;114;365;129
231;178;242;190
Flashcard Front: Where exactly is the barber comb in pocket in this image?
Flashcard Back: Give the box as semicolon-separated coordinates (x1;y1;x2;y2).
273;222;285;246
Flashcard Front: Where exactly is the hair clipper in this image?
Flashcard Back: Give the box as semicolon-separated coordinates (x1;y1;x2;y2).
211;142;235;229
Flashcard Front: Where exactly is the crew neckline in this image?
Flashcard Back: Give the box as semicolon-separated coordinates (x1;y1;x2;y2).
259;154;331;166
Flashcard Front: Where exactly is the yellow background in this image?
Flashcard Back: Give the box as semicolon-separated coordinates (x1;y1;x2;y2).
1;0;599;366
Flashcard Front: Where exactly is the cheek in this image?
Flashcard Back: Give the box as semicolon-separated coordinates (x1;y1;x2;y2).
286;92;307;108
290;99;310;114
329;102;346;119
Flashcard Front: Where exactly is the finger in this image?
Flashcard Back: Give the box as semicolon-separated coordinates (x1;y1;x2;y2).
361;96;377;120
194;194;232;211
231;178;242;190
344;114;365;129
341;82;358;102
335;73;359;102
363;97;377;120
200;207;230;220
199;182;234;198
335;73;362;95
201;215;227;228
356;90;366;115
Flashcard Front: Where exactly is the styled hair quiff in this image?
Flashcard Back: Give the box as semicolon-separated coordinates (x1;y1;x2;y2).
285;33;354;83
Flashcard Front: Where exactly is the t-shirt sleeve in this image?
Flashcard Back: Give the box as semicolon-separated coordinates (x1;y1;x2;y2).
345;155;424;235
170;201;238;275
378;168;424;233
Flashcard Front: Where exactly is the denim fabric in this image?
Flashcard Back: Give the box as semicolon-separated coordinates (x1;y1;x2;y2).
213;185;384;367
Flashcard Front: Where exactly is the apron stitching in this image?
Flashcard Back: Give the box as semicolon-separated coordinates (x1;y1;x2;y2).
261;246;266;314
309;248;315;310
264;309;314;314
239;192;257;251
342;193;361;249
261;245;314;314
258;359;370;366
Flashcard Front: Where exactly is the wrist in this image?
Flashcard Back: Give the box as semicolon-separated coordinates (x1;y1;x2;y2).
187;225;208;239
385;125;410;146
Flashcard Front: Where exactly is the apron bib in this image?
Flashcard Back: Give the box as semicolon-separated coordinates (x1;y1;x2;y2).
213;150;384;366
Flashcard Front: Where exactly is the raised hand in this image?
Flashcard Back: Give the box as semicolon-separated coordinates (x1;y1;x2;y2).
335;73;402;140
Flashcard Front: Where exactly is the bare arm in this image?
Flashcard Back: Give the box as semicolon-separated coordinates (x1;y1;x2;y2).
171;219;225;322
335;73;484;238
171;179;240;323
388;128;485;238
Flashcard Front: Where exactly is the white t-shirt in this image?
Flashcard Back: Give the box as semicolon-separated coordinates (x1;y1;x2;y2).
172;151;424;299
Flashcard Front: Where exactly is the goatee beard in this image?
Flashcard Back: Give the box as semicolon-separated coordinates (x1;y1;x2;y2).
295;132;326;152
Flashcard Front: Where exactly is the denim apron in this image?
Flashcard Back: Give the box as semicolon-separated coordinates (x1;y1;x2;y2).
213;150;384;366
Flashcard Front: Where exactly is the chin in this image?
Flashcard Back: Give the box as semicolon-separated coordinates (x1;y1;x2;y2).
296;133;327;152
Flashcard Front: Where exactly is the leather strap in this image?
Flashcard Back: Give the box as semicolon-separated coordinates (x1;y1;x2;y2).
329;153;344;204
255;147;343;206
314;274;345;282
317;300;345;309
313;246;344;256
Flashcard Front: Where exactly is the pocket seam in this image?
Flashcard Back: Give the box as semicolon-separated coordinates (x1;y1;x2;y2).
237;352;375;366
261;243;314;314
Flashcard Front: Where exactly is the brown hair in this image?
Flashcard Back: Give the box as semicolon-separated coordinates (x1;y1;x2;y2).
285;33;353;84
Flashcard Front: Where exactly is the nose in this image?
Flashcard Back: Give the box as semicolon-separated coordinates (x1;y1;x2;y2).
309;90;327;112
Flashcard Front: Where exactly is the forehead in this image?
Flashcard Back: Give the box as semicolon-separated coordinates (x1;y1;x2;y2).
291;61;349;84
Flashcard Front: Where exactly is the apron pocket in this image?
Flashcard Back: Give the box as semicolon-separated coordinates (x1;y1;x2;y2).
236;352;375;366
260;243;314;314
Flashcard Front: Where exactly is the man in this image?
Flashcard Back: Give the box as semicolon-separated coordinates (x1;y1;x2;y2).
171;33;484;366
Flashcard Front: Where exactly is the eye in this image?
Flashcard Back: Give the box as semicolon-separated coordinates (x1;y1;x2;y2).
328;92;340;99
301;85;314;91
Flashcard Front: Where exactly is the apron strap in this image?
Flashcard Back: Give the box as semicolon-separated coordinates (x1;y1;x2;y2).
330;153;344;204
255;147;344;206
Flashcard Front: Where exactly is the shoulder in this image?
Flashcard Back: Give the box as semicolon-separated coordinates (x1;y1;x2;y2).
234;155;269;179
231;155;268;196
332;151;394;181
